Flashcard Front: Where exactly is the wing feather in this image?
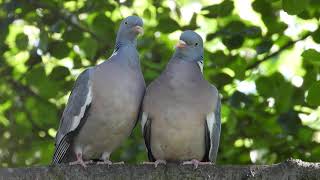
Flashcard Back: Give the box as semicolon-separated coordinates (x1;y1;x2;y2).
52;68;93;164
205;94;221;163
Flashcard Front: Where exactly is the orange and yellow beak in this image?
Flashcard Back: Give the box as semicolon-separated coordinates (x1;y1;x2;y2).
176;40;187;48
133;26;144;34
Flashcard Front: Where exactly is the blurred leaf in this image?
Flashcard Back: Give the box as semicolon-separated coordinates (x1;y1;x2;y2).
26;50;42;67
49;66;70;80
210;72;233;88
51;20;66;33
48;41;70;59
302;49;320;66
222;21;247;35
229;58;247;80
181;13;198;30
202;0;234;18
220;21;247;49
25;65;46;86
222;35;244;49
158;16;180;33
253;0;273;15
256;73;293;112
244;26;262;38
0;19;10;43
229;91;252;108
15;33;29;50
79;38;98;59
208;50;232;67
303;68;317;89
25;66;61;98
256;40;273;54
262;16;288;34
282;0;309;15
312;28;320;43
277;110;302;134
38;30;49;52
306;81;320;106
25;97;58;126
62;27;83;43
143;8;152;19
274;35;291;47
90;13;114;40
206;33;217;41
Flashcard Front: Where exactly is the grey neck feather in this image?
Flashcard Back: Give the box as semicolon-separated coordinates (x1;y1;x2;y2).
171;50;204;74
171;51;203;62
172;51;184;60
114;34;137;52
111;36;139;68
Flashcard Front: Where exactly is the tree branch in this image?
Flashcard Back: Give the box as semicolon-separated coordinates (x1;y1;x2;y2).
246;32;312;70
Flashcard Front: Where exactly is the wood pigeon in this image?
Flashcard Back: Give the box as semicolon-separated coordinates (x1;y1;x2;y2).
52;16;145;167
141;30;221;168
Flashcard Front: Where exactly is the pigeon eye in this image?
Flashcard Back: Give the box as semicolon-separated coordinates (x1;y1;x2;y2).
125;22;128;24
195;43;198;46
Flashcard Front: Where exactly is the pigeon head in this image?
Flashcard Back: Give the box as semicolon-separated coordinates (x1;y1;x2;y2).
174;30;204;71
116;16;144;45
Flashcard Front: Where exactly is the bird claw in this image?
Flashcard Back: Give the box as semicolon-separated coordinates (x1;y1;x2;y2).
182;159;212;169
143;160;166;168
69;160;93;168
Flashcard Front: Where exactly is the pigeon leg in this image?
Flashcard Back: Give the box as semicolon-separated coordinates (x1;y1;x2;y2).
69;153;91;168
97;152;113;165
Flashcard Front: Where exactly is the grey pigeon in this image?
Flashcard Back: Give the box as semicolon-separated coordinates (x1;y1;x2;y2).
52;16;145;167
141;30;221;168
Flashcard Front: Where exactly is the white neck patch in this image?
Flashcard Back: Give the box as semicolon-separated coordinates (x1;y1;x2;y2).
197;61;204;73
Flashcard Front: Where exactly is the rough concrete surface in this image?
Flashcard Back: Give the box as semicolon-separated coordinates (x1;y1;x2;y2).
0;159;319;180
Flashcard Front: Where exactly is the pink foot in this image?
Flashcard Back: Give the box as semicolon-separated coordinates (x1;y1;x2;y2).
143;160;166;168
69;153;92;168
182;159;212;169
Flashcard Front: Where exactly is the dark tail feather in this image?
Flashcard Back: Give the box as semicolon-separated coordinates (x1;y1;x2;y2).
52;139;70;165
202;120;210;162
143;118;156;162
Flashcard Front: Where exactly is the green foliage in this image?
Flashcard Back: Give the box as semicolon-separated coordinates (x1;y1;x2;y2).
306;82;320;106
282;0;309;15
0;0;320;167
302;49;320;66
15;33;29;50
202;0;234;18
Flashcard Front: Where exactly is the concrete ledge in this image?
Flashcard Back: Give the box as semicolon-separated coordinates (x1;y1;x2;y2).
0;159;319;180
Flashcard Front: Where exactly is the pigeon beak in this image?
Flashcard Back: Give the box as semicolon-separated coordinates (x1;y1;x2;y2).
176;40;187;48
133;26;144;35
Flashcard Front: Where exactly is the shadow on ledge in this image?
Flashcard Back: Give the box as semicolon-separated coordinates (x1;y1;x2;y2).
0;159;319;180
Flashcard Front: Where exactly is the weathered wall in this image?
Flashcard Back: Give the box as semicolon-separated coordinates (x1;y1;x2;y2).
0;159;319;180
